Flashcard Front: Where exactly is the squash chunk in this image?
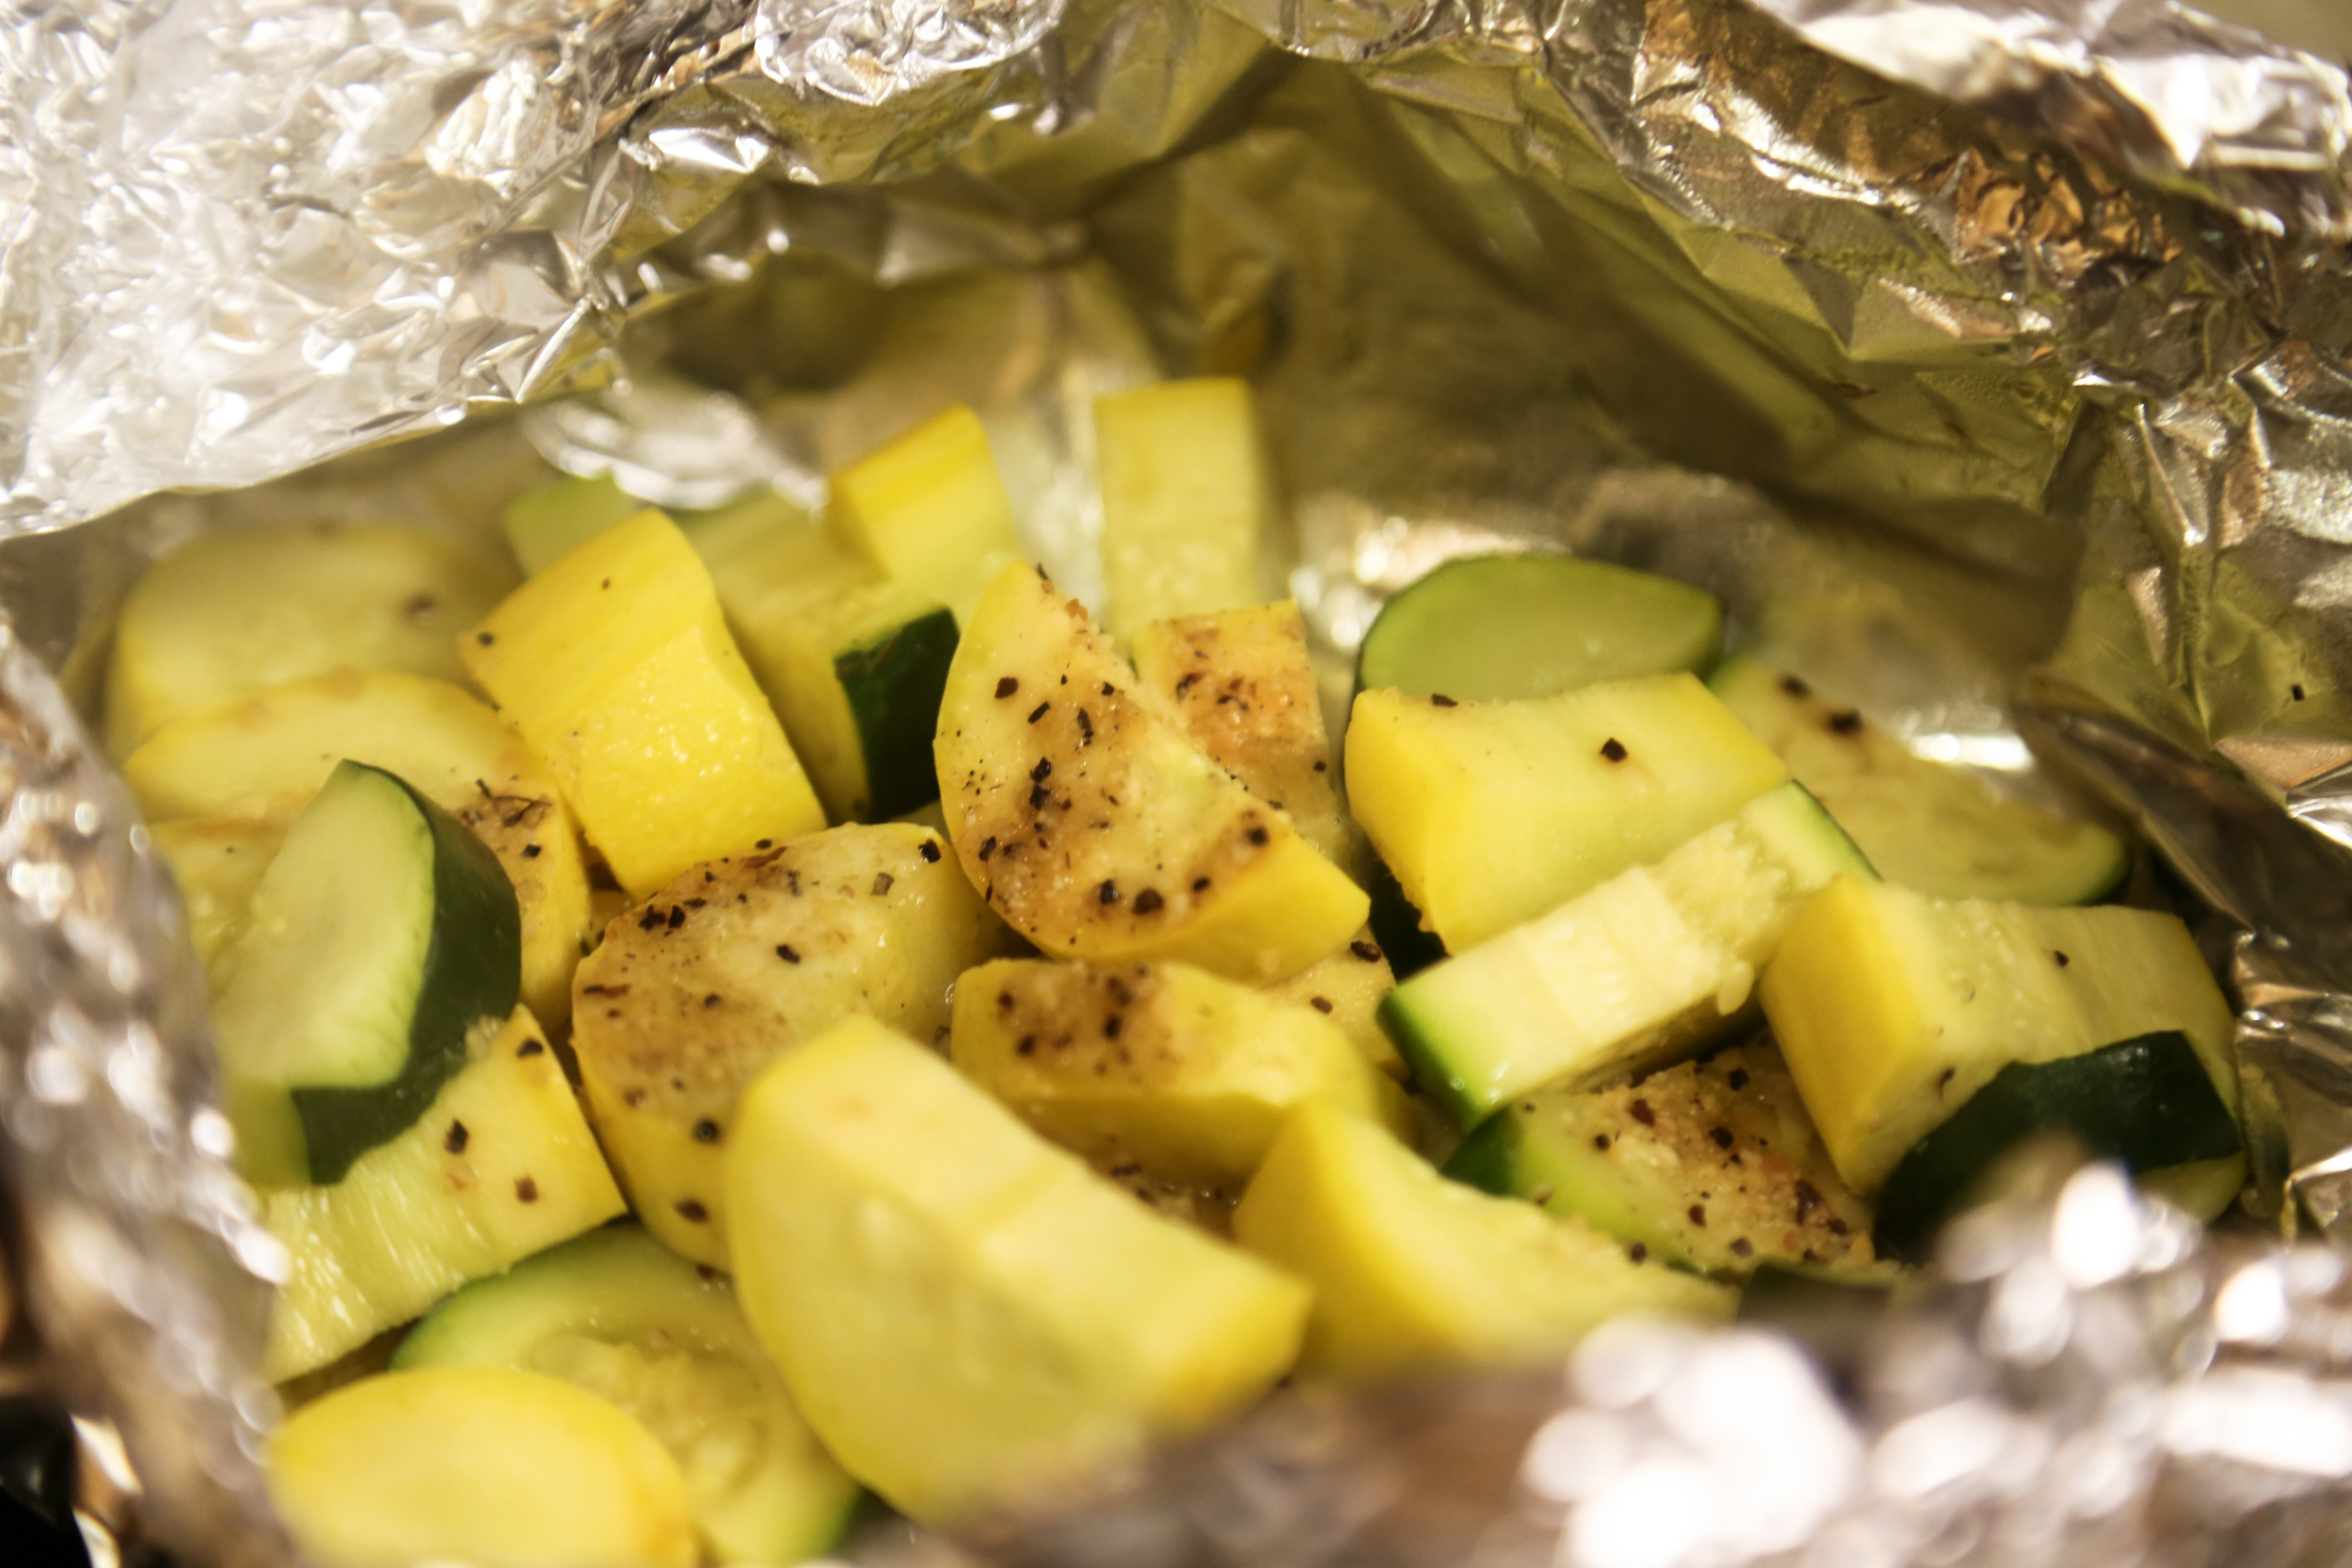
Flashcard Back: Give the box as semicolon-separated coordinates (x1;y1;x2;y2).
827;405;1021;626
726;1017;1309;1524
572;822;1011;1269
1264;936;1406;1079
1345;677;1787;953
951;958;1414;1190
1097;379;1276;638
122;671;591;1029
1233;1102;1733;1383
462;510;825;896
936;564;1366;982
149;818;284;968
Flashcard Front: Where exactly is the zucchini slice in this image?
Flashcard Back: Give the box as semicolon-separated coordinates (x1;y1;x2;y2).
724;1016;1309;1525
501;474;643;576
1445;1043;1878;1278
267;1366;695;1568
1232;1102;1733;1383
104;523;516;758
211;760;518;1187
950;958;1414;1190
1096;379;1276;639
1383;782;1872;1125
1709;656;2127;905
826;405;1021;626
1759;877;2242;1196
570;822;1011;1269
264;1008;627;1381
122;670;593;1029
1872;1031;2242;1261
1357;553;1722;702
395;1225;861;1565
936;563;1367;982
462;509;826;896
1345;675;1787;953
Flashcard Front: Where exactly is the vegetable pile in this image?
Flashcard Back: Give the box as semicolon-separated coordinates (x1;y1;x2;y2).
107;379;2242;1567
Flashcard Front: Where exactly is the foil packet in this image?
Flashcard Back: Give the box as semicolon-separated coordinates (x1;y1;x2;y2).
12;0;2352;1562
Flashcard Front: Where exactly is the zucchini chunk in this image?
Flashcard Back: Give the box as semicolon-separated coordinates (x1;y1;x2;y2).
396;1225;861;1565
1384;782;1872;1124
826;405;1021;625
211;760;518;1187
1263;935;1408;1079
696;497;959;822
937;563;1367;982
1096;379;1276;638
122;670;593;1029
1345;675;1787;953
148;817;284;968
1759;877;2242;1197
1710;656;2127;904
950;958;1414;1190
462;510;826;896
103;523;516;758
501;473;642;576
724;1017;1310;1525
1232;1102;1732;1383
267;1366;695;1568
571;822;1011;1269
1357;553;1722;702
1872;1031;2241;1261
1446;1043;1878;1278
265;1008;626;1381
1130;599;1348;864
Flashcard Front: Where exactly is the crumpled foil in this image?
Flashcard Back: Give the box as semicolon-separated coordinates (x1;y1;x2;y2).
16;0;2352;1563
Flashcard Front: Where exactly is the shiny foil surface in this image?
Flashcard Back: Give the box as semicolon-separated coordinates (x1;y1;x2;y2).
12;0;2352;1563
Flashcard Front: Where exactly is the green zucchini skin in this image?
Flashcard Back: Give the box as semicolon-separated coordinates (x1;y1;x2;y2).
836;606;959;821
1872;1030;2241;1262
292;766;520;1185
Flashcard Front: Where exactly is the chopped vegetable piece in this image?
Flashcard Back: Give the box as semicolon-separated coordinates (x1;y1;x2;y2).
1357;553;1722;702
1096;379;1275;638
1263;933;1408;1079
725;1016;1310;1523
1345;675;1787;953
501;474;644;576
937;562;1367;982
148;817;283;968
462;510;826;896
1232;1102;1732;1382
826;405;1021;625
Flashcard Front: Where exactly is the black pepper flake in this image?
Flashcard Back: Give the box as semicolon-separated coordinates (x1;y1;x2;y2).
1134;888;1164;915
1828;710;1864;735
1727;1068;1749;1090
1029;702;1050;724
1030;757;1054;782
1103;1015;1122;1040
1430;694;1458;708
2294;683;2309;701
873;872;895;896
1793;1179;1822;1220
1017;1035;1036;1056
1076;710;1094;743
978;837;997;862
1628;1243;1648;1264
1708;1127;1734;1149
475;631;495;646
1176;673;1202;695
703;993;722;1008
1029;784;1052;810
675;1199;709;1223
1101;682;1116;696
996;677;1020;699
445;1120;470;1155
667;905;686;929
756;838;773;849
517;1037;545;1058
1309;996;1334;1014
1827;1217;1850;1236
1630;1098;1656;1126
2054;949;2071;967
519;842;543;861
1936;1066;1955;1094
692;1119;721;1144
1247;826;1270;846
1593;1134;1610;1152
1687;1203;1708;1227
1599;737;1628;763
920;840;942;862
1192;877;1211;891
1098;880;1120;905
1731;1238;1754;1258
1350;940;1383;963
516;1177;539;1203
637;908;665;931
775;944;801;964
1781;674;1812;698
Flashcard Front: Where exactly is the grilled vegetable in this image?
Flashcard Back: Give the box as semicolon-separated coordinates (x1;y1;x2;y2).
570;821;1011;1269
826;405;1021;625
936;563;1366;982
122;670;592;1028
1097;379;1276;638
1232;1102;1733;1382
1357;554;1722;702
1446;1043;1876;1278
264;1007;626;1381
396;1225;861;1564
1263;935;1408;1079
104;523;515;757
267;1367;695;1568
1345;675;1787;953
1383;782;1872;1124
1710;656;2128;904
462;509;826;896
149;817;283;967
724;1017;1310;1524
950;958;1414;1190
212;760;517;1187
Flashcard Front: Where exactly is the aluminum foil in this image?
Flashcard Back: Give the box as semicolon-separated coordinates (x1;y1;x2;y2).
16;0;2352;1563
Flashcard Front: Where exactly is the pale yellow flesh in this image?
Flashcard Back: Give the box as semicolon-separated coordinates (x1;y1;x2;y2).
1345;677;1788;953
950;958;1414;1189
148;818;284;968
1232;1102;1732;1383
122;670;592;1028
937;563;1366;982
724;1017;1310;1525
104;523;516;758
264;1008;626;1381
1096;379;1276;639
1262;933;1407;1079
1759;877;2243;1195
462;510;825;896
826;405;1022;625
267;1366;695;1568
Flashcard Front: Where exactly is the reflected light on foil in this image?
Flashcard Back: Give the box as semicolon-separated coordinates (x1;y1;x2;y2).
1573;1319;1699;1410
1522;1410;1629;1504
2161;1369;2352;1476
1870;1399;2016;1500
2051;1165;2142;1287
2214;1259;2293;1345
1566;1456;1717;1568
